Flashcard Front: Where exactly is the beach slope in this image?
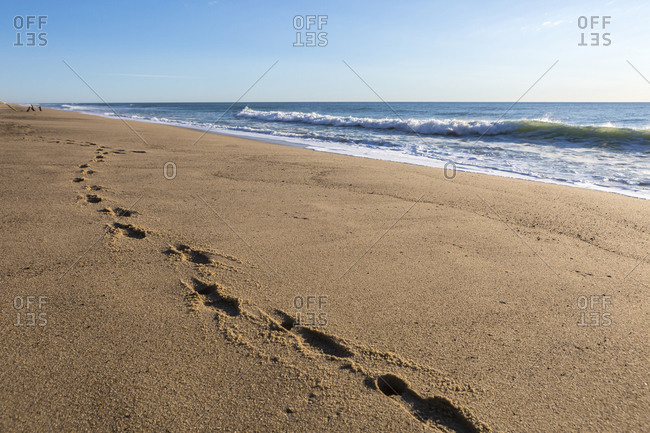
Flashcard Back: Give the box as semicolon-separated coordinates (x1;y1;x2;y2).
1;107;648;432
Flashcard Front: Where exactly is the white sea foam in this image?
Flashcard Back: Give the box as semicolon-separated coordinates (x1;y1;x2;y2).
60;104;89;110
236;107;519;136
236;107;650;145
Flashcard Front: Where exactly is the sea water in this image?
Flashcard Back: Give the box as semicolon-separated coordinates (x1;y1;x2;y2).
48;102;650;199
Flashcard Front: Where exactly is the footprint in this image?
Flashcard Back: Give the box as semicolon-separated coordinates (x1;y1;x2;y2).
85;185;103;191
165;244;212;265
375;374;409;396
164;244;240;265
270;309;296;331
79;164;88;169
111;222;146;239
296;327;354;358
132;150;146;154
265;309;353;358
370;374;487;432
98;207;137;217
72;177;85;183
85;194;102;204
186;278;241;316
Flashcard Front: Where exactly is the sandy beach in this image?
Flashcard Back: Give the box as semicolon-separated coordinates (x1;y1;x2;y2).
1;104;648;432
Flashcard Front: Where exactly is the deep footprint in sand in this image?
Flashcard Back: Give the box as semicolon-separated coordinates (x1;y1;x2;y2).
265;309;353;358
164;244;241;266
370;374;487;433
165;244;213;265
296;327;354;358
270;309;296;331
72;177;85;183
185;278;242;316
111;222;146;239
84;194;102;204
98;207;138;217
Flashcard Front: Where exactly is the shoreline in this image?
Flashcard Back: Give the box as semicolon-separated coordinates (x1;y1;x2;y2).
2;106;648;432
46;104;650;201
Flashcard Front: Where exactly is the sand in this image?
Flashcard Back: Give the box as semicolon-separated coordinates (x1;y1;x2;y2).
1;105;648;432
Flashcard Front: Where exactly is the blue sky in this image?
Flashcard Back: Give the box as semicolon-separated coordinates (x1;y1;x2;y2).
1;0;649;102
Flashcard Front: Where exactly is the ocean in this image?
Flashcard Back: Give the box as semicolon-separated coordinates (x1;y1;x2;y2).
47;102;650;199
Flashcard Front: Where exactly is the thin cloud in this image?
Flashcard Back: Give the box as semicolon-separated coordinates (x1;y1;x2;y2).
520;20;566;32
541;20;565;28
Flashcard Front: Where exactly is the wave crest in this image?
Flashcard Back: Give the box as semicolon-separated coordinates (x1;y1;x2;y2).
237;107;650;143
236;107;514;136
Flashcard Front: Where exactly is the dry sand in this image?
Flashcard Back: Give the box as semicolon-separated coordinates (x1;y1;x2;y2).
0;105;648;432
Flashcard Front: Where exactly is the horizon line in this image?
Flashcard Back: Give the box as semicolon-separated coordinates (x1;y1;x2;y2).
31;100;650;104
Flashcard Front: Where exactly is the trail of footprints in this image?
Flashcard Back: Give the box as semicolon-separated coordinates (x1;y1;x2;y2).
165;250;489;430
69;141;149;240
68;141;490;432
